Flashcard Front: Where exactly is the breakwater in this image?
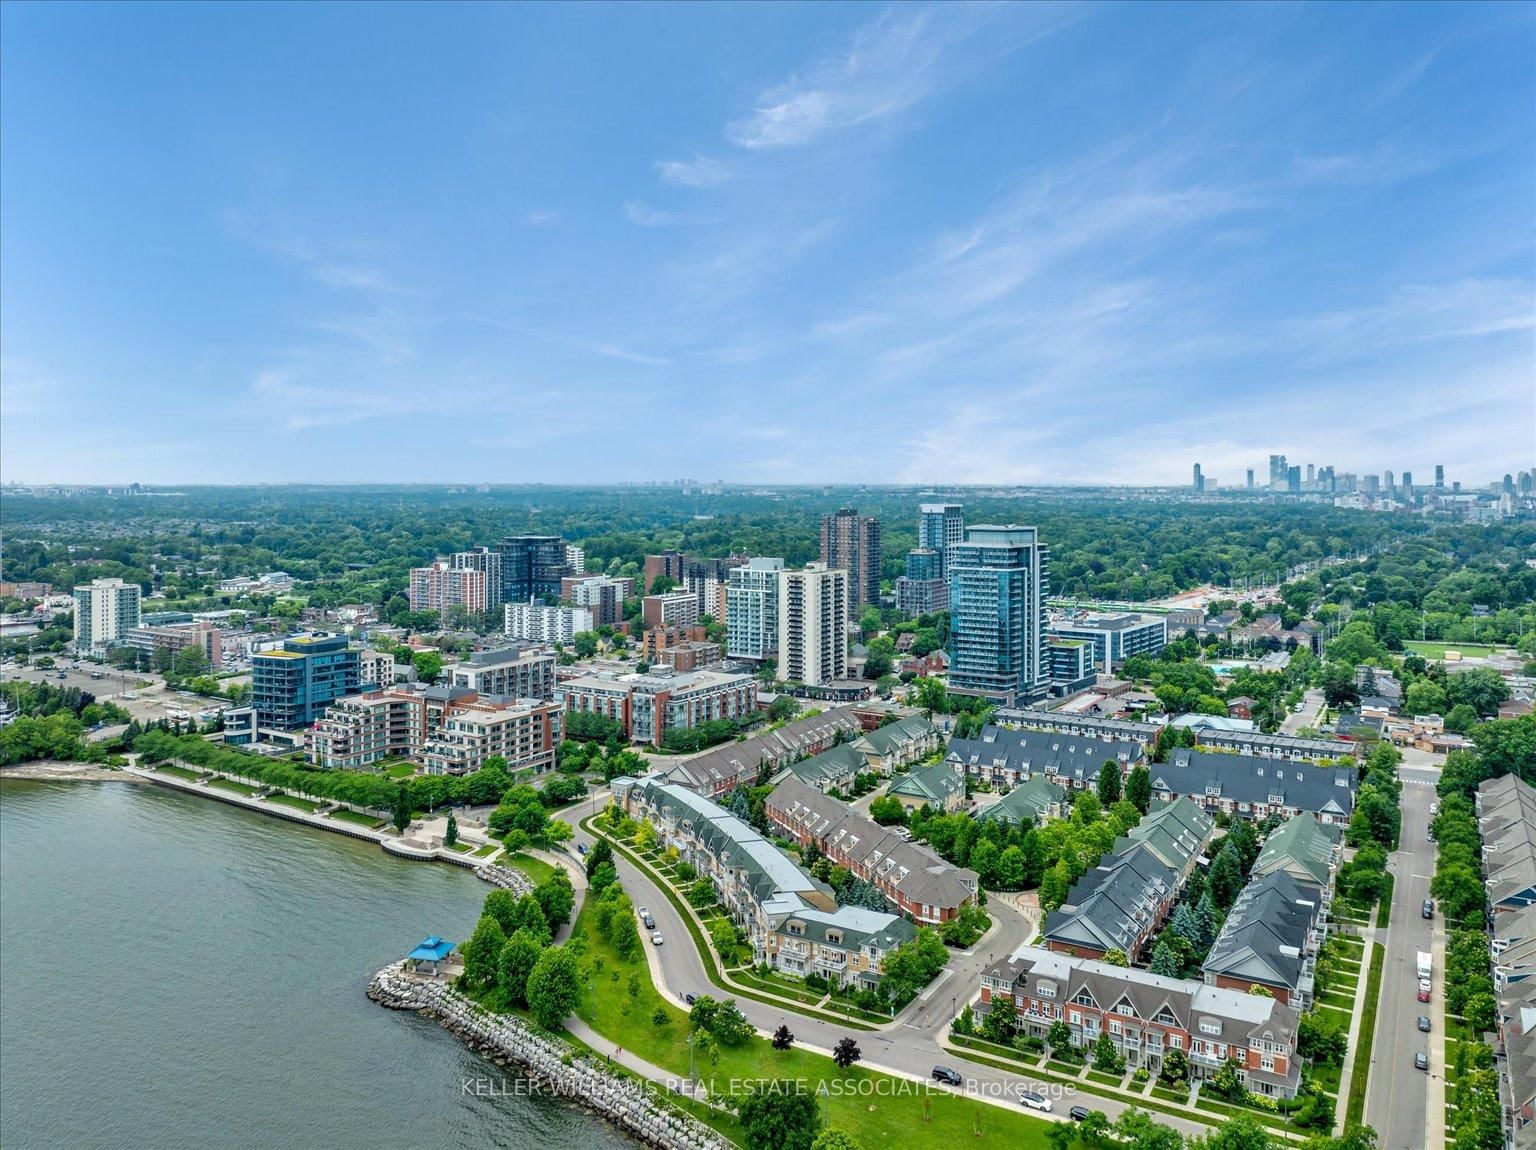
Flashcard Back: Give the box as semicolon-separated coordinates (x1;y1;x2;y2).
368;965;734;1150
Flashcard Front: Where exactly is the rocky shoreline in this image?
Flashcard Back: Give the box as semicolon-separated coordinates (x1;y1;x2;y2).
368;965;733;1150
0;761;148;784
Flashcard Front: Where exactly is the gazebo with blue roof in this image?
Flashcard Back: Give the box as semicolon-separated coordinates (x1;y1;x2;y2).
406;935;456;977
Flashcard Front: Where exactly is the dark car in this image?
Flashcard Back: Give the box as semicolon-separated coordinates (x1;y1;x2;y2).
1417;1016;1431;1032
1068;1106;1093;1122
931;1066;963;1086
684;993;697;1005
1422;899;1434;919
1415;1052;1429;1071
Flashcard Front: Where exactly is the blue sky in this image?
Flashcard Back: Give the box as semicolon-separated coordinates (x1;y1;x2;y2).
2;1;1532;486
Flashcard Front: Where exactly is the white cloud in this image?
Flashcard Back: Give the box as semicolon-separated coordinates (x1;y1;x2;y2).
623;200;691;227
723;5;1075;150
656;157;735;188
523;210;561;227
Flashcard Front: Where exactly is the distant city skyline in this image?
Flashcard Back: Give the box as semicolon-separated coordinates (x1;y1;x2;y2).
2;3;1532;486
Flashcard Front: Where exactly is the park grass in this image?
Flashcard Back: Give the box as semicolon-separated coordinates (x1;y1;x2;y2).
207;776;259;796
266;791;320;813
1345;943;1387;1127
472;843;500;858
591;819;881;1029
1402;640;1497;660
449;841;476;854
155;763;206;782
567;888;1056;1150
329;806;386;830
505;852;558;886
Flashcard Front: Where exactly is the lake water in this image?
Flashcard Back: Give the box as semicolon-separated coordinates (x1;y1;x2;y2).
0;778;633;1150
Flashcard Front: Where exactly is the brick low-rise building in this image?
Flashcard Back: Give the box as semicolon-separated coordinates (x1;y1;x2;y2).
766;776;978;924
556;666;754;748
978;946;1302;1097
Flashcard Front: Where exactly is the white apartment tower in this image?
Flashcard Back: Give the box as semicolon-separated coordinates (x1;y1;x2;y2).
72;578;142;651
777;563;849;687
726;558;783;662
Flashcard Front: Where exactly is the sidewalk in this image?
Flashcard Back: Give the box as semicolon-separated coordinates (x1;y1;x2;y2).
1333;923;1378;1131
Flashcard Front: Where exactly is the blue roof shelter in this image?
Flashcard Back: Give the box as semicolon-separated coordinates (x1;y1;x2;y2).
406;935;455;976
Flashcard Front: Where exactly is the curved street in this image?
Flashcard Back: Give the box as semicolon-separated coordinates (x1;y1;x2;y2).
567;803;1215;1138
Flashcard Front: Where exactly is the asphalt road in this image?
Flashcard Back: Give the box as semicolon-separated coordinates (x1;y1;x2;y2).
570;810;1213;1137
1280;688;1326;734
1364;764;1440;1150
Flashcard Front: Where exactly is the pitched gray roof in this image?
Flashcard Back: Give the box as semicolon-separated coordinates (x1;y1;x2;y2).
1202;871;1321;993
1042;845;1176;956
888;762;965;805
661;708;864;793
946;726;1144;786
1252;815;1337;889
1156;749;1357;817
766;776;978;911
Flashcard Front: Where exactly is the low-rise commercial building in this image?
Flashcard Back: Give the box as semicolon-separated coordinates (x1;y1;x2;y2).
766;776;979;923
978;947;1302;1097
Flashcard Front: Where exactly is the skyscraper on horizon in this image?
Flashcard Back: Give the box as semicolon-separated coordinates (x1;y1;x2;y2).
947;525;1049;702
1193;463;1204;492
819;508;881;612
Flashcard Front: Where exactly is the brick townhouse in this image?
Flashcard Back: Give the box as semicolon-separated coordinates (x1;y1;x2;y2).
765;776;978;924
978;946;1302;1097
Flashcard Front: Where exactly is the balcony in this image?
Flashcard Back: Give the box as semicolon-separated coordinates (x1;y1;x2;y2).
816;951;849;970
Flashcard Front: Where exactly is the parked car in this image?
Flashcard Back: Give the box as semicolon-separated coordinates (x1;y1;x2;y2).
1418;986;1432;1003
577;843;587;855
1417;1016;1431;1032
1430;802;1439;815
684;993;697;1005
1415;1052;1429;1071
650;931;664;946
1422;899;1434;919
1018;1091;1052;1113
931;1067;963;1086
1068;1106;1093;1122
642;913;656;930
637;906;650;920
1419;977;1432;994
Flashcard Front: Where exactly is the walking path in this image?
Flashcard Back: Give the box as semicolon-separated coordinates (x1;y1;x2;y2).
1333;921;1378;1131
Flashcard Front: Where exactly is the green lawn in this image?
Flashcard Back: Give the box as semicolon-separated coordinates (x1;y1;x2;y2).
155;764;206;781
375;759;418;778
566;882;1055;1150
1086;1070;1124;1086
265;791;320;813
449;841;476;854
472;843;500;858
1402;640;1498;659
505;852;558;886
1345;944;1387;1126
329;807;386;830
207;776;260;796
1375;872;1394;929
